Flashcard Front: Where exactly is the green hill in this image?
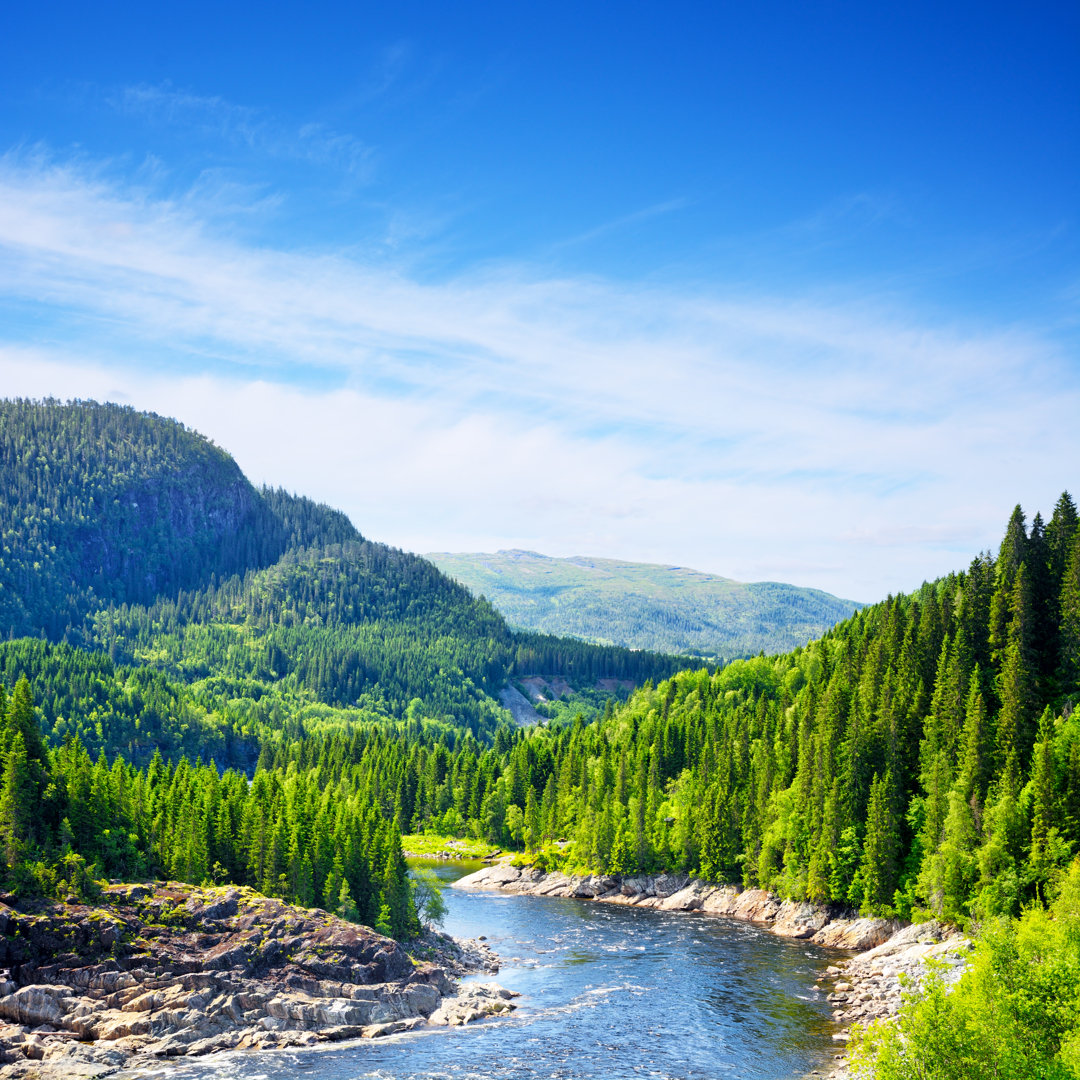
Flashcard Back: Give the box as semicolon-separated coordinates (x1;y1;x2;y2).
426;549;863;660
0;399;358;640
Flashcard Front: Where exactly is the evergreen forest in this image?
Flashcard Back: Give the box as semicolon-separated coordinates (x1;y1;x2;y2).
0;399;681;756
1;486;1078;932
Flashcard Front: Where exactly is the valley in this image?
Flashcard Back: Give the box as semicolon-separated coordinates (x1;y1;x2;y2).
0;399;1079;1078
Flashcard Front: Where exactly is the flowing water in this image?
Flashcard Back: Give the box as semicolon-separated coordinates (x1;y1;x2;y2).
129;861;844;1080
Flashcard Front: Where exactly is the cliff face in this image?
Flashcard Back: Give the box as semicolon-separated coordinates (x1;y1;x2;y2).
0;882;515;1078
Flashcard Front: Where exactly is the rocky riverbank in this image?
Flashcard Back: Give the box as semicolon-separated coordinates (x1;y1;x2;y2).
454;863;901;950
813;919;971;1079
0;882;517;1079
454;862;971;1079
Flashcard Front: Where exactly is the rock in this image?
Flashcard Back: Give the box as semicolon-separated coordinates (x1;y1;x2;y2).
771;900;831;939
362;1017;426;1038
811;917;898;950
730;889;782;923
0;985;75;1029
453;865;519;891
429;982;519;1027
0;882;514;1077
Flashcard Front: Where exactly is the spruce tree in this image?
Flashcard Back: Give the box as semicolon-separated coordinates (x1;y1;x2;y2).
990;505;1028;664
995;564;1037;767
1027;707;1058;895
1058;525;1080;695
861;771;900;915
0;732;34;867
1046;492;1079;589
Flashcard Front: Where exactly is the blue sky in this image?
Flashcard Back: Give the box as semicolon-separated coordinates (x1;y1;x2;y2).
0;1;1077;600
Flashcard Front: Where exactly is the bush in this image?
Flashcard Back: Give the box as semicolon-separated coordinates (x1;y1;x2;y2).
850;861;1080;1079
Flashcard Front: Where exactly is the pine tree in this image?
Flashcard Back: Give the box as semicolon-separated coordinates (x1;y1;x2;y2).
338;878;360;923
860;771;900;915
1058;525;1080;695
959;670;990;807
0;732;34;867
1027;707;1058;896
1046;492;1079;592
989;505;1028;665
930;783;979;920
3;677;47;767
975;753;1025;917
995;564;1037;767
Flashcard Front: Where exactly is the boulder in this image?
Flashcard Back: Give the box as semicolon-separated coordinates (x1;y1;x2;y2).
0;985;75;1029
771;900;831;939
812;917;899;951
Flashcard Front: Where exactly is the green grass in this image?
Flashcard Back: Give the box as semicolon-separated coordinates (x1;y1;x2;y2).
401;834;503;859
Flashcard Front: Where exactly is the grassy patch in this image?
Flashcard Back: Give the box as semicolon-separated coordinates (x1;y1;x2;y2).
401;834;502;859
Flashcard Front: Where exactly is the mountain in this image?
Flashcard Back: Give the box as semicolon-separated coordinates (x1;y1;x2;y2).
0;399;357;640
426;549;863;660
0;399;680;755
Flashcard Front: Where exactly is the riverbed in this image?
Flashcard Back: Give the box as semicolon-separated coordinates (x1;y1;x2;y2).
123;860;844;1079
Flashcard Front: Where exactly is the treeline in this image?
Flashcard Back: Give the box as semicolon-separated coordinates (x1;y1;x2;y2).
0;677;418;938
270;495;1080;922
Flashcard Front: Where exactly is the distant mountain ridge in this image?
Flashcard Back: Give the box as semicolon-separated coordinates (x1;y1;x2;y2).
426;549;863;660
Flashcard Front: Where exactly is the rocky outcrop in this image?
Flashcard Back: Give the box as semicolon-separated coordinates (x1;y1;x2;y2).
454;864;898;951
0;882;516;1078
814;919;971;1078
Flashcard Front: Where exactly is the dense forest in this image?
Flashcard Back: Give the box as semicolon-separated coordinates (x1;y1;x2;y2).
0;399;358;641
248;494;1078;924
0;399;681;746
4;493;1076;938
0;676;420;938
429;549;861;661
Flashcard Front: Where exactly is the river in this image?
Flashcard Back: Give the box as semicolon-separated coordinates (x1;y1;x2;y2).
129;860;843;1080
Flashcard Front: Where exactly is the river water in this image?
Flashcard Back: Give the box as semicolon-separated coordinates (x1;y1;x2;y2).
133;861;843;1080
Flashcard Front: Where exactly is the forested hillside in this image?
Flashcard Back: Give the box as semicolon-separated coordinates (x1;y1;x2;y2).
6;396;1078;941
0;399;358;640
391;497;1077;921
0;399;680;751
428;549;861;660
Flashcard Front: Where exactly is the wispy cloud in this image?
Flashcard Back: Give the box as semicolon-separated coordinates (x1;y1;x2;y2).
109;84;376;181
548;198;691;251
1;152;1077;600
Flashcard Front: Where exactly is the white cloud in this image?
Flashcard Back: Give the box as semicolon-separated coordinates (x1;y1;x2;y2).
1;155;1077;602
